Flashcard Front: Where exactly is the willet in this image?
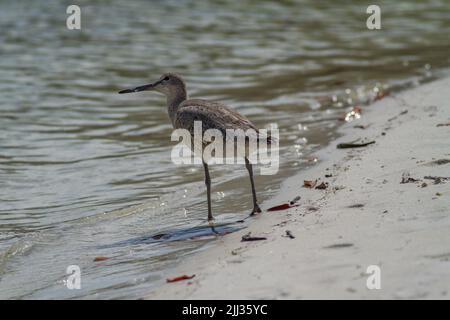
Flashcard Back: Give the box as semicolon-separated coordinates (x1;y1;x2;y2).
119;73;270;221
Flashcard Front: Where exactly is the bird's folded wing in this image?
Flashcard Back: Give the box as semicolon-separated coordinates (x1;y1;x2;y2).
174;101;258;137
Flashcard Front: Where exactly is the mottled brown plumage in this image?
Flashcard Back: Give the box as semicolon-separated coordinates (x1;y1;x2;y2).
119;73;262;221
175;99;258;134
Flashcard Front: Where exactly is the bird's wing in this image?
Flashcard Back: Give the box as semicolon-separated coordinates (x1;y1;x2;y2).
174;99;258;136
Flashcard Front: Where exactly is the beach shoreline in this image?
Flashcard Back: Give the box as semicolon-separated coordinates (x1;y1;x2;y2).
147;77;450;300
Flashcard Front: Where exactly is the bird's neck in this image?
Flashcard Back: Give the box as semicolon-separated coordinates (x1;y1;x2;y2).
166;88;187;124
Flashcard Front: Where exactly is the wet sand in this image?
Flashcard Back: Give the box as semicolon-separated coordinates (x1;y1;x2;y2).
147;77;450;299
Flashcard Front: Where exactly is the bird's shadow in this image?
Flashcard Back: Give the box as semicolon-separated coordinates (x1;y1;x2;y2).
97;221;246;249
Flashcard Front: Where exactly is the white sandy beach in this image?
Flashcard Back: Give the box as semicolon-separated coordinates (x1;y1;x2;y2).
148;77;450;300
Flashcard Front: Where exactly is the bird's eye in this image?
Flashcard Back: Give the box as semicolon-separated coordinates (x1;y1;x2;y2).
163;76;170;81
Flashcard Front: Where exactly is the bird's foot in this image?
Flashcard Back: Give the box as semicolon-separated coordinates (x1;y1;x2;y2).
249;204;262;216
207;219;219;234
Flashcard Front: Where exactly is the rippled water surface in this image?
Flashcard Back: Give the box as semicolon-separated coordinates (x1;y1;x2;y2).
1;0;450;299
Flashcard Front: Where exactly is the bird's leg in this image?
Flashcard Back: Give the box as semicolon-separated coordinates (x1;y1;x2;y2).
202;161;213;221
245;157;262;215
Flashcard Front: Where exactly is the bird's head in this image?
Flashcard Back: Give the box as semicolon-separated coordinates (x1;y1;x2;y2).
118;73;186;97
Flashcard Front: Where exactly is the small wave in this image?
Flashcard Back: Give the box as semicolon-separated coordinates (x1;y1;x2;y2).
0;232;41;276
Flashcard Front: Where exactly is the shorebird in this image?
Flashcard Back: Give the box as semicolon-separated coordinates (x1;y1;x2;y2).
119;73;269;221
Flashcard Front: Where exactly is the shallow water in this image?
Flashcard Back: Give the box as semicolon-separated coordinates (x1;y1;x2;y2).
1;0;450;299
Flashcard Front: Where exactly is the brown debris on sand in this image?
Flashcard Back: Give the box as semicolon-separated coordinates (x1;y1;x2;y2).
426;159;450;166
267;203;299;211
401;172;420;184
290;196;301;205
283;230;295;239
348;204;365;208
268;196;301;212
324;243;354;249
337;141;375;149
303;180;317;188
303;179;328;190
388;109;408;122
241;232;267;242
424;176;450;184
166;274;195;283
315;182;328;190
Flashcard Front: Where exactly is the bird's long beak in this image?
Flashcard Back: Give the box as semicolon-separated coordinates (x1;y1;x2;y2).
118;82;156;94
